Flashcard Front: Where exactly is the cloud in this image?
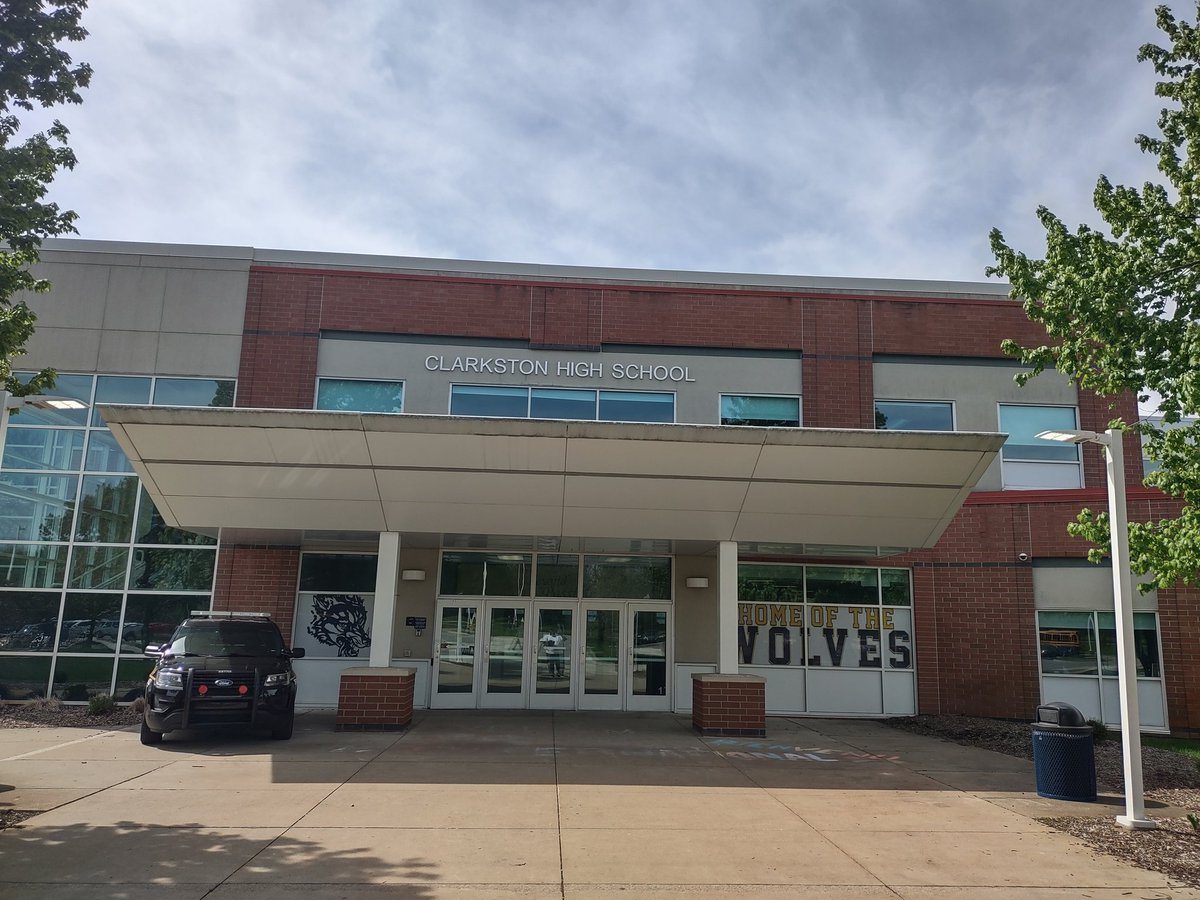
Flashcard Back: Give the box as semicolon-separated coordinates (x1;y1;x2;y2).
40;0;1174;281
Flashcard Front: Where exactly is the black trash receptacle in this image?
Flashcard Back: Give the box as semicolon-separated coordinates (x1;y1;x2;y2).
1032;701;1097;801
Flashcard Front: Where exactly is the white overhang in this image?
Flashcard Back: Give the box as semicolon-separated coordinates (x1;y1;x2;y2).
101;407;1005;551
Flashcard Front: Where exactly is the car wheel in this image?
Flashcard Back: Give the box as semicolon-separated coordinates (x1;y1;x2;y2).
140;719;163;745
270;711;295;740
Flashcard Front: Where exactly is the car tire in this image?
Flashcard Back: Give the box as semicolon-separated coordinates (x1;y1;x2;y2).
271;702;295;740
140;719;163;745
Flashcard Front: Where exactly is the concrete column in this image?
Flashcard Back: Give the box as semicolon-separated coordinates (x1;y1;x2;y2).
718;540;738;674
369;532;401;668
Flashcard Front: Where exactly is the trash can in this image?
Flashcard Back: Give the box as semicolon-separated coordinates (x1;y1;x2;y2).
1032;701;1097;801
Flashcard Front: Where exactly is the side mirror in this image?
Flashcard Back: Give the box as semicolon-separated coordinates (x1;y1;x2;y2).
143;644;162;658
290;647;306;659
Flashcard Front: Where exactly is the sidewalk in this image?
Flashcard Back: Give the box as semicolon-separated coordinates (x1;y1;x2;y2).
1;710;1196;898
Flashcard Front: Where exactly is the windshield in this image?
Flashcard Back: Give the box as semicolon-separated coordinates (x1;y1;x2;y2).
163;621;285;657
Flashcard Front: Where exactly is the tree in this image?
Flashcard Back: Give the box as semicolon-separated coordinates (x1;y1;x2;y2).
988;3;1200;589
0;0;91;397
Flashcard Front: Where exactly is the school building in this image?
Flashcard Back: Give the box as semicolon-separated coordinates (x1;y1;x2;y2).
1;239;1194;733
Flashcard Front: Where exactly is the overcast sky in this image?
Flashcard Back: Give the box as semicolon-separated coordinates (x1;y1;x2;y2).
31;1;1179;283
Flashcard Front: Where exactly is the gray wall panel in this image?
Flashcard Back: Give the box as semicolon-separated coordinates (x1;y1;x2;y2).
16;250;248;378
318;337;803;424
873;359;1077;491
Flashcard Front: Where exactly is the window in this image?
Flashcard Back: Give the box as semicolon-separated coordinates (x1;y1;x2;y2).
735;564;914;671
598;391;673;423
439;552;532;596
583;555;672;599
1038;612;1162;680
152;378;235;408
999;405;1083;489
316;378;404;413
531;388;595;420
449;385;675;423
875;400;954;431
450;386;528;417
721;395;801;427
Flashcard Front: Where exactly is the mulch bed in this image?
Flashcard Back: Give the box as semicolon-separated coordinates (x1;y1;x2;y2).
887;714;1200;887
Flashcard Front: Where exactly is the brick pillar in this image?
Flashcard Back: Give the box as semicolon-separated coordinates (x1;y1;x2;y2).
691;673;766;737
336;667;416;731
212;545;301;643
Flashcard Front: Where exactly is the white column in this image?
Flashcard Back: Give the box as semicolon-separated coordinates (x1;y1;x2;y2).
718;540;739;674
369;532;401;668
1106;430;1154;829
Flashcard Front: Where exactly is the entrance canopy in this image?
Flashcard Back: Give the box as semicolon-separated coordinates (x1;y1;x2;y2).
102;407;1005;552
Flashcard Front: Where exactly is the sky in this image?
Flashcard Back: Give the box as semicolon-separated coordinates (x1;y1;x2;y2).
26;1;1181;283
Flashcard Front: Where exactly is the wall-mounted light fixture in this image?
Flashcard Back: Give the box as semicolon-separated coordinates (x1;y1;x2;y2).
685;577;709;589
400;569;426;582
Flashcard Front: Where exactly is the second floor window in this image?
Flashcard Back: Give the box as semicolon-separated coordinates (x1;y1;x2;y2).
316;378;404;413
450;385;674;423
874;400;954;431
999;404;1083;490
720;395;801;427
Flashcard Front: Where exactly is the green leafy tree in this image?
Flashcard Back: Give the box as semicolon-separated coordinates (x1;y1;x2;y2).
988;4;1200;589
0;0;91;397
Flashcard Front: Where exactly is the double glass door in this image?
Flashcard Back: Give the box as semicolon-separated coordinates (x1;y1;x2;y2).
431;600;670;711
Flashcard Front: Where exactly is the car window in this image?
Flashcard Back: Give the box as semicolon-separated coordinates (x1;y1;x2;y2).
165;622;285;656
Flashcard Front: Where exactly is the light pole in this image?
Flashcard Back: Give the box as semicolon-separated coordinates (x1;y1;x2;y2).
1037;427;1156;829
0;390;89;466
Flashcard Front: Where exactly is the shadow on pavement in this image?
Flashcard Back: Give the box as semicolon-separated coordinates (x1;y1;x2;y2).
0;820;440;893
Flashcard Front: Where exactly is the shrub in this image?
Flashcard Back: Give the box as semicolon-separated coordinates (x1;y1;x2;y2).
26;696;64;713
87;693;115;716
1087;719;1110;742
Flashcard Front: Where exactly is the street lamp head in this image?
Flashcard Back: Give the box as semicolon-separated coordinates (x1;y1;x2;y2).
1036;428;1103;445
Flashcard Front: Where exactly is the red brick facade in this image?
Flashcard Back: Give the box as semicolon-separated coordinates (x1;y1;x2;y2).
212;545;301;644
219;262;1199;733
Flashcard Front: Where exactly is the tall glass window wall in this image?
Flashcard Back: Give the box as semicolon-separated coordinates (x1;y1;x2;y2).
0;374;233;702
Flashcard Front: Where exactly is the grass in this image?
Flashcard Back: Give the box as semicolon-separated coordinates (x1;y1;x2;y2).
1144;735;1200;761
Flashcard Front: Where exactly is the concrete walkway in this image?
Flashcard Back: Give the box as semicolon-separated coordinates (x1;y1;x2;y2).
0;710;1196;898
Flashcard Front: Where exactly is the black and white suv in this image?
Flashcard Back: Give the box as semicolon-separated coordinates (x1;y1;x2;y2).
141;611;305;745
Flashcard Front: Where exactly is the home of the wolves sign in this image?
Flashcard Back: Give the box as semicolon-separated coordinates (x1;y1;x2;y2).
737;602;912;669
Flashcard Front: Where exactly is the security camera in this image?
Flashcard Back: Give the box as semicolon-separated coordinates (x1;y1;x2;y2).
1017;552;1030;562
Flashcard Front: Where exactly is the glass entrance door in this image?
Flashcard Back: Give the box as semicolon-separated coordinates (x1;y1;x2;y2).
432;604;478;708
577;603;672;711
529;604;574;709
579;603;624;710
628;605;671;711
480;603;530;708
434;599;671;711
